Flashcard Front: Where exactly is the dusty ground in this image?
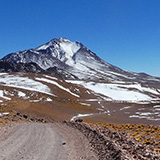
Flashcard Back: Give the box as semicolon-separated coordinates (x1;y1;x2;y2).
0;122;97;160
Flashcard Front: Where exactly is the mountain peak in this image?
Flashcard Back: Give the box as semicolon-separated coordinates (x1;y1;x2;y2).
35;38;82;66
59;37;71;43
36;37;80;51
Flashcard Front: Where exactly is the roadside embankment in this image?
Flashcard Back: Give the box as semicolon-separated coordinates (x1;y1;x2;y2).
65;121;160;160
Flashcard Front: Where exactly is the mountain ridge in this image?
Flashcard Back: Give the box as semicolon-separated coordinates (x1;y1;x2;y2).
1;37;160;87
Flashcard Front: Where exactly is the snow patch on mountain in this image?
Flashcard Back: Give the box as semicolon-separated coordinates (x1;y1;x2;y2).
44;75;58;80
0;74;54;96
59;40;80;58
70;113;94;121
0;73;8;76
36;77;80;97
67;80;159;102
18;91;26;97
0;90;11;100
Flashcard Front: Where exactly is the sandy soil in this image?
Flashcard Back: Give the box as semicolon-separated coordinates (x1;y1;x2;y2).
0;123;97;160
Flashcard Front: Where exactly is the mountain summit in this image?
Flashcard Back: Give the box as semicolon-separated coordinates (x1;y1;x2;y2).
1;38;160;85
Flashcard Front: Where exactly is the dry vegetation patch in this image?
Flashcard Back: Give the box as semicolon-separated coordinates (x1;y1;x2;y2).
89;122;160;155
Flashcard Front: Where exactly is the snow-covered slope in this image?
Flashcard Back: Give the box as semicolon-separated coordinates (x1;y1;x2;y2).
36;37;81;66
67;80;160;103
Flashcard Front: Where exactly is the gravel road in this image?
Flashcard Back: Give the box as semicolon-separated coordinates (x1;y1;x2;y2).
0;123;97;160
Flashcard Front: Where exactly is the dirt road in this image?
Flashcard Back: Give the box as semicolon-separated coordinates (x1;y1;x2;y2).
0;123;97;160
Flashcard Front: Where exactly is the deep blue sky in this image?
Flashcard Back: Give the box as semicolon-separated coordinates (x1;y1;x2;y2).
0;0;160;76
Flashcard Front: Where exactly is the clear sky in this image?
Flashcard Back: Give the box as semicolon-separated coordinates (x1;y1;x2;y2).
0;0;160;77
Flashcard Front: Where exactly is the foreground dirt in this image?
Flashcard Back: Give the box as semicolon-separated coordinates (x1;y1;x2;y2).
0;123;97;160
0;106;160;159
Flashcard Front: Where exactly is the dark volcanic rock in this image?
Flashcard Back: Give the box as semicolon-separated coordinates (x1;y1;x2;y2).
0;60;44;73
43;66;78;79
0;61;14;72
0;60;77;79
